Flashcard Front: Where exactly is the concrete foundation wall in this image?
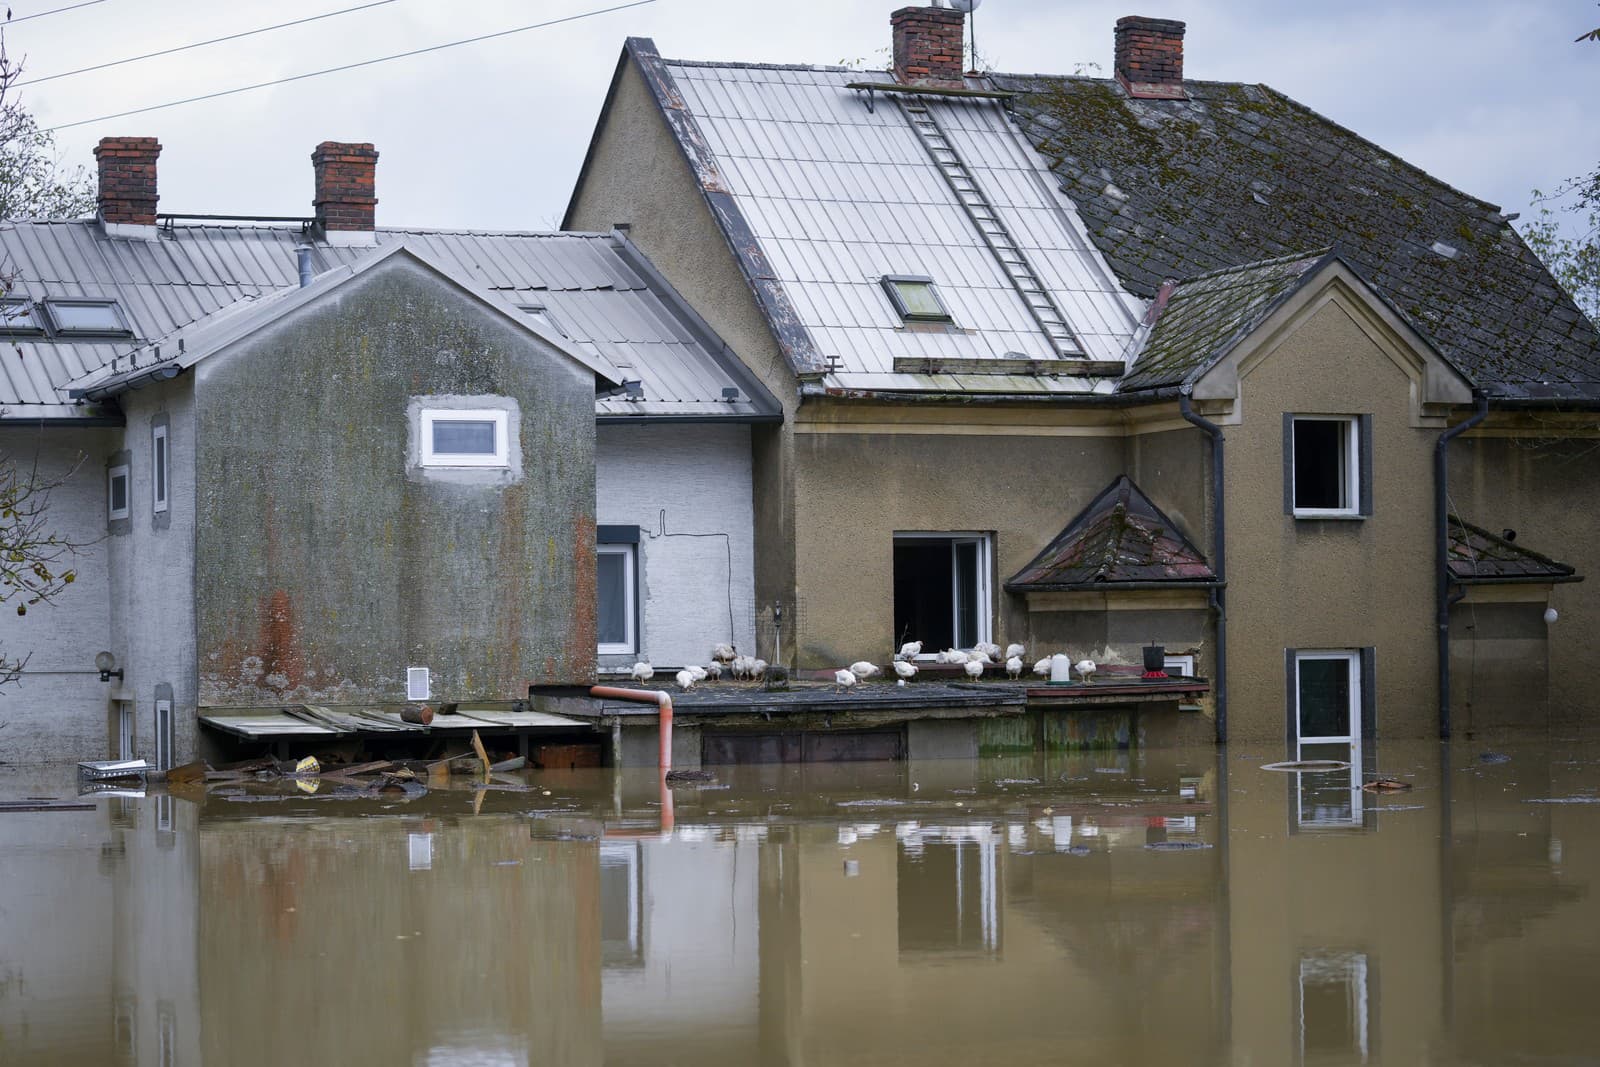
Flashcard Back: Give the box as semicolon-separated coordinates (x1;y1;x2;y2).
596;423;756;669
1449;595;1553;733
0;426;118;762
192;256;599;708
1223;298;1438;742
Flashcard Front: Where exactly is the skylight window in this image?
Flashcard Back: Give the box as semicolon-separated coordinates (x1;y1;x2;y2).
0;298;45;335
881;275;952;323
518;304;566;337
42;299;131;337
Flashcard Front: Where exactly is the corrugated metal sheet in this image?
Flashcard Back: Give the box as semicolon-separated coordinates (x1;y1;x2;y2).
0;221;776;421
665;61;1141;385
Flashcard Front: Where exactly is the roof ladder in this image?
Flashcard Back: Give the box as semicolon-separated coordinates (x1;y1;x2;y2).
895;97;1082;358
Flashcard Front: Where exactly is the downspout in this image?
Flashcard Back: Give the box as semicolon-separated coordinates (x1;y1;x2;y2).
1435;392;1489;739
1179;390;1228;743
590;685;676;834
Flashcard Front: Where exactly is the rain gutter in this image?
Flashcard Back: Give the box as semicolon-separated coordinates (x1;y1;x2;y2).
1179;390;1228;743
1435;393;1490;739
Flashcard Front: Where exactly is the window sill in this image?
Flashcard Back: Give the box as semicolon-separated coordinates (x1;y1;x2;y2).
1292;512;1366;522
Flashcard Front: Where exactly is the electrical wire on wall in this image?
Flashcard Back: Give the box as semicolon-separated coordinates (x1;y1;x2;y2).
651;508;737;645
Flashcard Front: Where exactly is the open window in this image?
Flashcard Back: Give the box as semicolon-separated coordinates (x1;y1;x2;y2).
597;526;640;656
881;275;953;323
419;408;509;468
1287;414;1370;518
893;533;990;652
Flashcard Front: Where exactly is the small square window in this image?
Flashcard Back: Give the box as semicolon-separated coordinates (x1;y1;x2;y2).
108;463;130;520
1290;415;1360;517
881;275;953;323
152;424;169;513
0;298;46;335
420;409;509;467
43;299;132;337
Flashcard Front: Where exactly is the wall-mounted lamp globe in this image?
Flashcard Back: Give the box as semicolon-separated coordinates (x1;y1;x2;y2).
1544;607;1559;625
95;651;124;683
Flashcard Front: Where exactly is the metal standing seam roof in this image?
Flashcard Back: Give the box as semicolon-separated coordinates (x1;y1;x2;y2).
1447;517;1582;584
1005;475;1218;592
995;73;1600;401
0;220;779;422
634;43;1141;395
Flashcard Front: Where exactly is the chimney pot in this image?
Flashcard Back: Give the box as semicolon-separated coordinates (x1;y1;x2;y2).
1113;16;1187;100
94;136;161;238
891;6;966;87
312;141;378;245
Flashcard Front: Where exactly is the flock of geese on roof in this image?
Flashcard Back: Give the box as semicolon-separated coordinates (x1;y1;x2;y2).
629;641;1097;692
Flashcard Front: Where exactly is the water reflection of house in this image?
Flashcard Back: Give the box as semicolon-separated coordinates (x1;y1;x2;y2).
567;6;1597;748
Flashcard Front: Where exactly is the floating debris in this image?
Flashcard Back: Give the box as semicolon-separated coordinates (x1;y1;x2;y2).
1261;760;1350;772
1145;841;1212;851
1362;778;1413;793
1525;797;1600;805
1479;752;1512;764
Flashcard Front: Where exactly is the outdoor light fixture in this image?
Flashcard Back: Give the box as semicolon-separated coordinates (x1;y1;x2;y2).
1544;607;1559;625
95;651;123;683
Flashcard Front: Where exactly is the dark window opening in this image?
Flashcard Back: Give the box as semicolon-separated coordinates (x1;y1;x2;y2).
1292;417;1355;513
893;535;988;651
1298;656;1353;739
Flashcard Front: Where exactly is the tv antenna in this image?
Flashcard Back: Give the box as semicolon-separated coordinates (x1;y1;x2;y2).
948;0;983;75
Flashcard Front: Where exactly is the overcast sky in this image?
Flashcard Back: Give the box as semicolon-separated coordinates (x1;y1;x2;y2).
9;0;1598;235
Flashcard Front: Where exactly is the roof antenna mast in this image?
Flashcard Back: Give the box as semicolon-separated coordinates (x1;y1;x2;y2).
950;0;982;75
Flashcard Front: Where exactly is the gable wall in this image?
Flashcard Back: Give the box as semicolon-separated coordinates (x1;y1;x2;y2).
191;258;599;707
567;58;797;661
1224;298;1438;742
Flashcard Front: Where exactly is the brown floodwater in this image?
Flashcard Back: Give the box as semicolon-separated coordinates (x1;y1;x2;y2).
2;738;1598;1066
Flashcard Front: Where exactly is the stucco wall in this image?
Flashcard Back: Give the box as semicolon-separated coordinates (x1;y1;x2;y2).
0;426;117;762
192;257;599;707
596;422;757;668
107;378;200;764
1223;298;1438;742
1449;430;1600;730
567;59;799;663
789;424;1126;667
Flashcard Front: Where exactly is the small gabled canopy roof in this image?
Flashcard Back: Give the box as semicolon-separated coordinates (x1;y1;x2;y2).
68;241;625;400
1006;476;1219;592
1448;517;1582;585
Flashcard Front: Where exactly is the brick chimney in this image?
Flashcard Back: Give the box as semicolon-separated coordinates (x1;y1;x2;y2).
94;136;161;239
1114;16;1187;100
892;5;965;87
311;141;378;246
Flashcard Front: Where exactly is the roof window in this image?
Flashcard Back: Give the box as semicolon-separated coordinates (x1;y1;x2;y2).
518;304;567;337
0;298;46;335
42;299;132;337
881;275;952;323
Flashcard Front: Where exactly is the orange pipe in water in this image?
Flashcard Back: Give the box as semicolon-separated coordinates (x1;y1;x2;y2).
589;686;673;773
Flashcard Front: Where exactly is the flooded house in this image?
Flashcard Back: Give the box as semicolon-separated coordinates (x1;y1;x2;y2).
564;8;1599;746
0;139;772;766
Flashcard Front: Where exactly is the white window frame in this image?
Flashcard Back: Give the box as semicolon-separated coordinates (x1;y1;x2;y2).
1291;415;1360;518
894;532;992;654
419;408;509;468
152;424;169;513
1163;654;1195;677
597;543;638;656
1294;650;1361;745
1298;951;1371;1062
108;463;131;520
881;274;953;323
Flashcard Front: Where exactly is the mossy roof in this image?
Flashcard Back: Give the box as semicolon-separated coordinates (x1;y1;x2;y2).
1448;517;1581;584
993;74;1600;400
1006;476;1218;591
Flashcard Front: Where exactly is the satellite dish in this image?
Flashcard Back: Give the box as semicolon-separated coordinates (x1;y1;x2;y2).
949;0;982;11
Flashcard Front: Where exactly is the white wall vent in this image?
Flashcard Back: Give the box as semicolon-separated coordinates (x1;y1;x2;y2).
406;667;431;701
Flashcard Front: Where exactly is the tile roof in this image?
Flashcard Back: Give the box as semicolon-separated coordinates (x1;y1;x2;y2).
1448;517;1581;584
1121;248;1330;392
0;221;778;422
629;42;1141;394
993;74;1600;400
1005;475;1218;591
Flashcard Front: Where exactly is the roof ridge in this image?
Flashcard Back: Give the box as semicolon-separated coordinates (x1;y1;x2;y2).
662;56;853;73
1176;247;1333;285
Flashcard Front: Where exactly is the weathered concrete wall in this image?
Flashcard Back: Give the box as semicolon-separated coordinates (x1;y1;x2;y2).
0;426;117;762
1223;298;1438;742
789;419;1124;668
107;378;200;764
567;59;799;664
1450;427;1600;730
1449;594;1551;733
192;256;599;707
596;423;756;669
